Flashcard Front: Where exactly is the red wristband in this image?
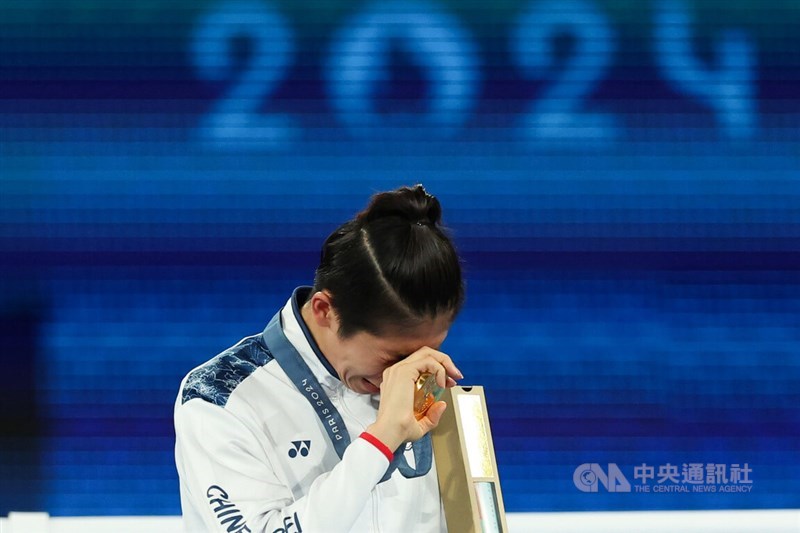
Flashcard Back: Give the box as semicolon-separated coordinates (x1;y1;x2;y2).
359;431;394;463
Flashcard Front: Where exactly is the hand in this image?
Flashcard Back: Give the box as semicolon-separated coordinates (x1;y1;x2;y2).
365;347;462;452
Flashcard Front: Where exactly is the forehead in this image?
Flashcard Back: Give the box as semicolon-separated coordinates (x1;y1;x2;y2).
368;315;452;355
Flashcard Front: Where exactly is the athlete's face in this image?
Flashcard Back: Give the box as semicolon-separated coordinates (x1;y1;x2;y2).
301;291;452;395
330;315;451;395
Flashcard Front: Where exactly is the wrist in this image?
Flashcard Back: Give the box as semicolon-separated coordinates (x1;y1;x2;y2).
359;431;394;462
365;421;404;452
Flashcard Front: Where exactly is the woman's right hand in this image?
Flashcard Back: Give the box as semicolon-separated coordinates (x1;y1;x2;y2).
365;347;462;452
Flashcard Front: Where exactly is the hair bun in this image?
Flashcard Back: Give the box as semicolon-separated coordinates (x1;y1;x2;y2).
357;184;442;227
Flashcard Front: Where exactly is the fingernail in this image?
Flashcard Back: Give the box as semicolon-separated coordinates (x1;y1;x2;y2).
456;368;464;379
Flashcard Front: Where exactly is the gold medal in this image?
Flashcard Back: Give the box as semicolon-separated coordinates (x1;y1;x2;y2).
414;372;445;420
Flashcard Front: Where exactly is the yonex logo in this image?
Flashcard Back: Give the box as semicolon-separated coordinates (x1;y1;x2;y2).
288;440;311;458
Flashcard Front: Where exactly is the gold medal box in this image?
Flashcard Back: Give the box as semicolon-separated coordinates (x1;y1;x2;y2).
431;386;509;533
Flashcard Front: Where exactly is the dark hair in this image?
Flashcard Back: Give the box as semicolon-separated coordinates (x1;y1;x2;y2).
312;184;464;338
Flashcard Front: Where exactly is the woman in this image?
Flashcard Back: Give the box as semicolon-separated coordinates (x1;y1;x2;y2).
175;184;464;532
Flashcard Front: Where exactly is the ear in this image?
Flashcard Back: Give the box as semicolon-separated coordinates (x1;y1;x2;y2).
308;290;338;330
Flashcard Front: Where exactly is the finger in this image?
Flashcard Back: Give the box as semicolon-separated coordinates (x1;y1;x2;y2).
400;347;464;388
402;348;463;383
406;355;449;388
446;376;457;388
424;349;463;381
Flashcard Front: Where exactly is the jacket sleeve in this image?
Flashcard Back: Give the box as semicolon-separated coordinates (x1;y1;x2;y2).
175;396;390;533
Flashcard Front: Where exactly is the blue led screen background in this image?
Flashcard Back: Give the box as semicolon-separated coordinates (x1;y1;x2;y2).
1;0;799;515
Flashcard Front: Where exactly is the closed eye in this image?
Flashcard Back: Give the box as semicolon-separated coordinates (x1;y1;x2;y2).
386;353;408;364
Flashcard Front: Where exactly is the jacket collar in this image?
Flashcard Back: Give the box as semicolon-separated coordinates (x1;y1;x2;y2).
280;286;341;387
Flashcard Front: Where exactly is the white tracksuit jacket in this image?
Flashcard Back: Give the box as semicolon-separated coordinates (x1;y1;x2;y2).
175;287;447;533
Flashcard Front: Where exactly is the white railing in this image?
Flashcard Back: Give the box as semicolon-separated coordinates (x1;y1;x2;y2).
2;509;799;533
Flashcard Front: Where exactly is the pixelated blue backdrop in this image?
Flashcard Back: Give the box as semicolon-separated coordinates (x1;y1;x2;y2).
1;0;799;516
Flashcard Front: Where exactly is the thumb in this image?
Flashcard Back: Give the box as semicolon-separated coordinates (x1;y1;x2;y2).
422;400;448;428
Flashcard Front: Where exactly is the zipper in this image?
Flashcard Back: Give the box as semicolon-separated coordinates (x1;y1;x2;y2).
337;386;371;431
337;386;382;532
